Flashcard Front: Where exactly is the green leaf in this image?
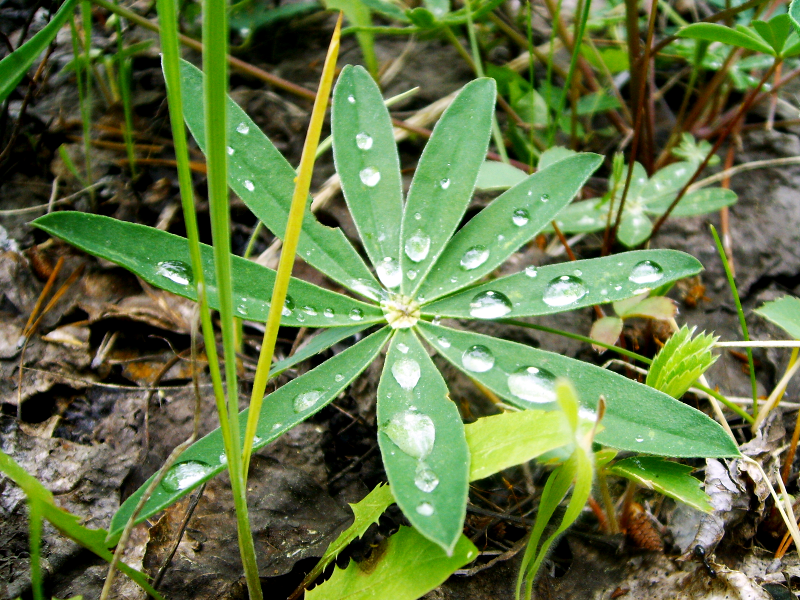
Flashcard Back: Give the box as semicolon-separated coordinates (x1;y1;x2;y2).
608;457;712;513
324;0;378;77
647;188;737;217
423;0;449;17
538;146;577;169
332;65;403;284
754;296;800;339
617;296;676;320
752;15;793;56
0;0;78;103
791;0;800;35
34;212;383;327
423;249;702;319
641;162;695;202
616;213;653;248
475;160;529;191
306;526;477;600
677;22;775;55
590;316;623;351
109;327;391;540
360;0;409;21
177;59;381;293
269;324;370;378
400;77;496;296
377;330;469;554
646;325;718;399
419;153;602;302
417;322;739;458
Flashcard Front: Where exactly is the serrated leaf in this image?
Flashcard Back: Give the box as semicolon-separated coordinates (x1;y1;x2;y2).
306;526;477;600
177;59;381;293
754;295;800;339
377;330;469;554
400;78;496;296
590;316;624;351
423;249;702;320
475;160;529;191
677;22;775;55
333;65;403;281
417;322;739;457
33;212;383;327
646;325;718;399
419;153;602;302
609;457;712;512
109;327;391;540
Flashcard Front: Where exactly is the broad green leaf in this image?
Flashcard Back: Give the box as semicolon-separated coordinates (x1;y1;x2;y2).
269;324;370;378
332;65;403;282
752;15;793;56
646;325;718;399
0;450;162;599
400;78;496;296
419;153;603;302
609;456;712;513
423;249;702;320
177;60;381;293
417;322;739;457
475;160;529;191
791;0;800;35
0;0;78;103
306;526;477;600
377;330;469;554
673;133;719;166
616;212;653;247
754;296;800;339
642;162;695;201
677;22;775;55
34;212;383;328
109;327;391;540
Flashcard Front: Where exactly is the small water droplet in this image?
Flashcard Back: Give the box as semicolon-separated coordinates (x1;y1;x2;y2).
162;461;213;492
355;132;373;150
450;276;458;283
414;212;422;221
335;374;344;382
272;423;282;430
323;308;335;318
383;410;435;459
614;285;622;291
405;230;431;262
156;260;193;286
573;269;582;277
440;178;451;190
460;245;490;271
227;146;235;156
579;405;597;421
243;180;255;192
462;345;495;372
294;389;323;412
469;290;512;319
507;366;557;404
397;342;409;354
282;296;294;317
302;305;318;316
415;462;440;492
524;266;538;278
296;313;305;322
219;453;228;464
392;358;421;390
629;260;664;285
416;502;435;516
236;122;249;134
431;316;441;326
512;209;530;226
376;257;402;289
542;275;587;307
407;269;418;280
635;435;644;443
347;94;356;104
349;308;364;321
540;193;550;203
359;167;381;187
437;336;450;348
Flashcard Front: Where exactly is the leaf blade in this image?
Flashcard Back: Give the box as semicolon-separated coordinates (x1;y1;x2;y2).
754;295;800;339
609;457;712;512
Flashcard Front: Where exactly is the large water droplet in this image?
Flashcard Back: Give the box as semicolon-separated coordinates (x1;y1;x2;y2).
323;308;335;318
462;345;495;372
376;257;402;289
440;178;451;190
405;231;430;263
542;275;587;307
162;461;213;492
469;290;512;319
507;366;557;404
383;410;435;459
156;260;193;286
415;462;440;492
243;180;255;192
460;246;489;271
359;167;381;187
524;266;538;278
512;208;530;226
302;305;318;316
628;260;664;285
236;122;250;134
349;308;364;321
416;502;434;516
355;132;373;150
282;296;295;317
392;358;421;390
293;389;323;412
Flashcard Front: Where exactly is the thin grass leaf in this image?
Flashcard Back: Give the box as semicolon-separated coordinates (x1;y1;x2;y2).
609;457;712;512
754;296;800;339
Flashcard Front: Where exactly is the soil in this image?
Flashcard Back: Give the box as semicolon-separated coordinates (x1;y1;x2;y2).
1;2;800;599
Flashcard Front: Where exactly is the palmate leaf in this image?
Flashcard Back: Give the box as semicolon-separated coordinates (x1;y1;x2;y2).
33;212;383;327
108;327;391;541
416;322;739;458
423;249;701;320
609;456;712;513
754;295;800;339
377;330;470;554
400;78;496;296
646;325;718;399
177;59;381;293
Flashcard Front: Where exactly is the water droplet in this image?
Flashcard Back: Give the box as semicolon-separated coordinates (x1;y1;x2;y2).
349;279;383;301
462;345;495;372
156;260;193;286
524;266;538;278
415;462;439;492
219;453;228;464
347;94;356;104
450;276;458;283
376;257;402;289
573;269;582;277
335;374;344;382
507;366;557;404
579;405;598;421
236;122;249;134
282;296;294;317
349;308;364;321
512;209;530;226
407;269;417;280
635;435;644;443
359;167;381;187
405;230;430;262
440;178;451;190
355;132;373;150
392;358;421;390
540;193;550;203
416;502;435;516
437;336;450;348
293;389;323;412
383;410;435;459
460;245;489;271
162;461;213;492
244;180;255;192
296;313;305;322
469;290;512;319
614;285;622;291
227;146;235;156
629;260;664;285
272;423;282;430
542;275;587;307
323;308;335;318
397;342;409;354
302;305;318;316
414;212;422;221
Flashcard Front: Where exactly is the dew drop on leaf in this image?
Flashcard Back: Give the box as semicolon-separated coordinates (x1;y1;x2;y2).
355;132;373;150
542;275;587;307
462;345;495;372
512;208;530;226
635;435;645;443
243;180;255;192
415;462;440;493
629;260;664;285
162;461;213;492
540;193;550;203
347;95;356;104
335;374;344;382
397;342;409;354
302;305;318;316
294;390;324;412
469;290;512;319
524;266;538;278
437;336;450;348
460;245;489;270
349;308;364;321
227;146;235;156
507;366;557;403
156;260;193;286
376;257;402;289
414;212;422;220
405;230;431;262
282;296;295;317
392;358;421;390
383;410;435;459
440;178;451;190
236;122;249;134
323;308;335;318
407;269;418;280
416;502;435;516
359;167;381;187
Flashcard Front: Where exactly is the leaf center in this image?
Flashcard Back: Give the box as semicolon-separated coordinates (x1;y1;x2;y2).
381;294;421;329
